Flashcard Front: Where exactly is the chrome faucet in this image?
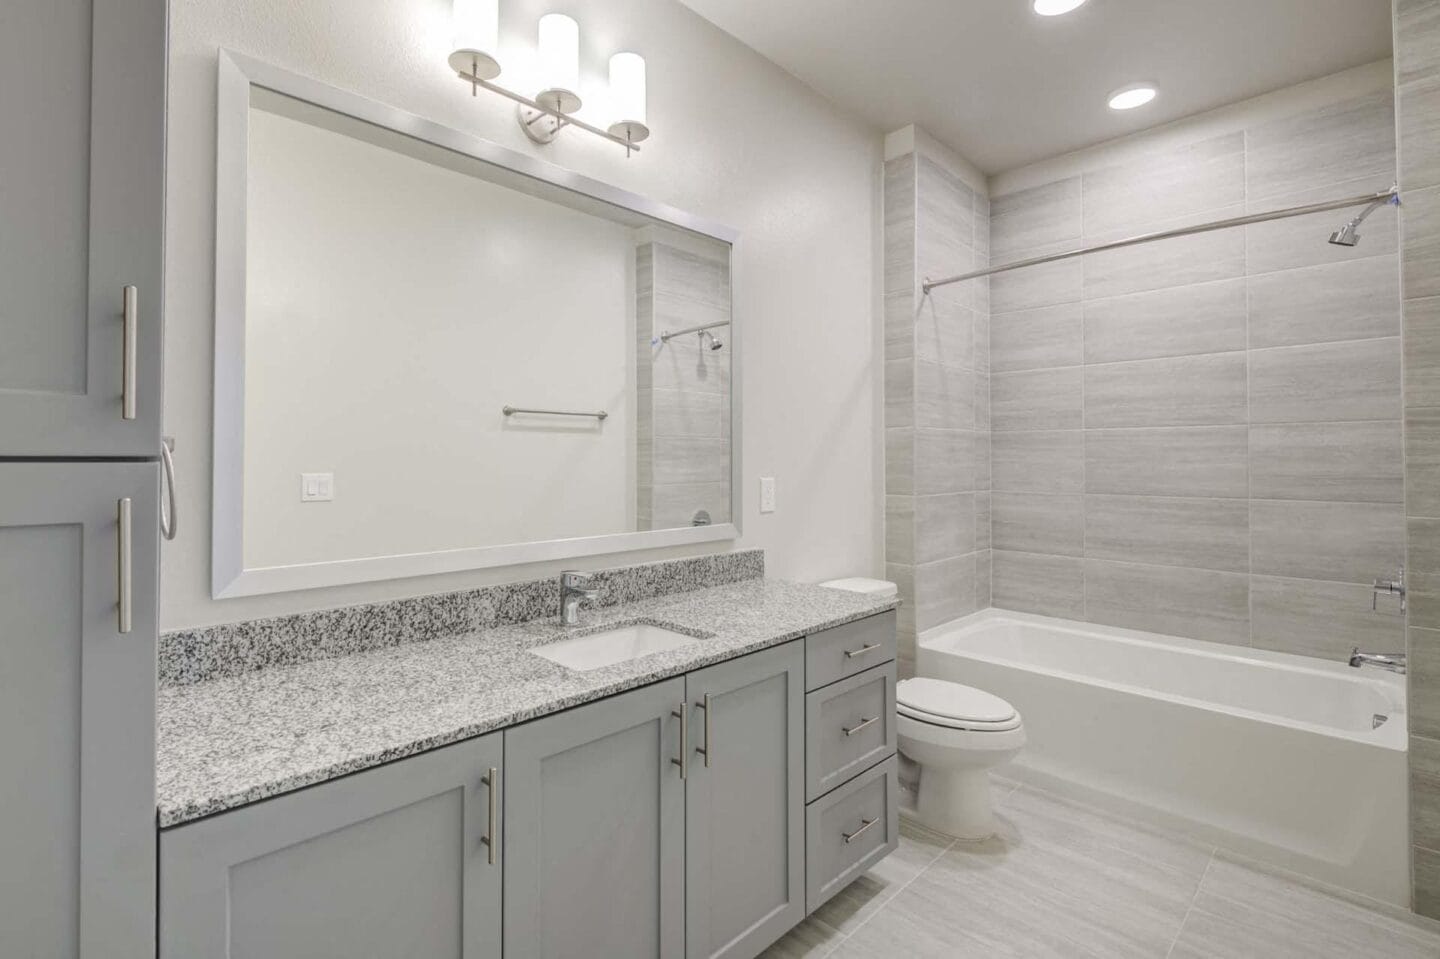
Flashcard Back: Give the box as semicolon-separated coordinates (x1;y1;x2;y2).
559;570;600;626
1349;647;1407;674
1373;567;1406;612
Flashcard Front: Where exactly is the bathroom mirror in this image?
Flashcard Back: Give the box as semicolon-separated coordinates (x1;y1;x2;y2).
213;52;739;597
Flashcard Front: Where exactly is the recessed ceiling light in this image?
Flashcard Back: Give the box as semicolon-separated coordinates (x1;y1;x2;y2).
1108;83;1157;110
1033;0;1088;15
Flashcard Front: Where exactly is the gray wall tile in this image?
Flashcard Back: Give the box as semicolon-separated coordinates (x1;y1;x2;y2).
1249;422;1404;503
915;429;975;495
1083;278;1246;364
1411;518;1440;630
885;428;914;495
1082;207;1246;300
1406;296;1440;408
1408;408;1440;517
886;495;914;567
1413;734;1440;853
1246;177;1399;275
1404;185;1440;300
885;292;915;362
1082;133;1245;235
884;358;914;429
883;156;916;297
1085;427;1249;498
990;245;1084;313
1400;76;1440;192
991;302;1083;372
915;360;976;430
652;388;725;438
976;373;991;431
1414;628;1440;740
991;492;1085;557
1250;500;1405;584
916;493;976;564
1250;576;1405;660
990;177;1082;258
915;552;978;631
991;368;1083;431
992;431;1085;493
1244;91;1396;202
1249;338;1401;424
1084;560;1250;643
1084;495;1249;572
1084;353;1248;428
991;550;1085;618
1418;846;1440;921
1398;0;1440;85
1247;255;1401;349
916;299;975;369
976;492;992;551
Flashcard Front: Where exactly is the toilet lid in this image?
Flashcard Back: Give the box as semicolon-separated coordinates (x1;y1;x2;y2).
896;678;1017;725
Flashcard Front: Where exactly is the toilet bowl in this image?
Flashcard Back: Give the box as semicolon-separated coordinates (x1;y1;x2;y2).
896;677;1025;841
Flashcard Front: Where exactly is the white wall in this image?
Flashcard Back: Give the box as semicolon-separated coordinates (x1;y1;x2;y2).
243;101;635;567
163;0;883;627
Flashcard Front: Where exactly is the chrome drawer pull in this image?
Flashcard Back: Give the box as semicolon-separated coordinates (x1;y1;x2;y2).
672;703;688;779
696;694;712;767
844;643;882;660
843;817;878;844
122;286;138;421
843;716;880;737
481;767;499;865
117;498;133;634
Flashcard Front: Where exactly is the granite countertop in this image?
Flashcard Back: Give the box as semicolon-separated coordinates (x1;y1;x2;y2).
157;579;897;827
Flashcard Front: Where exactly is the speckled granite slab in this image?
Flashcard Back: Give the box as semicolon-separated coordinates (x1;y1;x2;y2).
158;578;896;827
160;549;764;686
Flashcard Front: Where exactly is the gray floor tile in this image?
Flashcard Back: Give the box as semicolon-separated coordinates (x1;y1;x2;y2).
758;915;846;959
810;818;955;936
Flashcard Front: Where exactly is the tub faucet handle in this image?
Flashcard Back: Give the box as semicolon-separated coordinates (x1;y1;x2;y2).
1372;567;1405;612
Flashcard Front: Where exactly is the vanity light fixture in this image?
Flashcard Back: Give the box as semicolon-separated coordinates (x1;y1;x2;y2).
447;2;649;156
1108;83;1157;110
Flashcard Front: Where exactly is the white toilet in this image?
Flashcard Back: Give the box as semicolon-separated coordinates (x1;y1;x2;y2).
818;577;1025;841
896;677;1025;841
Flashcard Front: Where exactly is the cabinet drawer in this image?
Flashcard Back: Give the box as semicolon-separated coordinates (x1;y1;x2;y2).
804;755;899;914
805;663;896;801
805;611;896;691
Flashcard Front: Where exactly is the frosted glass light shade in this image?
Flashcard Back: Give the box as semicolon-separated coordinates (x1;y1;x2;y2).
536;13;581;114
607;52;650;143
448;0;501;80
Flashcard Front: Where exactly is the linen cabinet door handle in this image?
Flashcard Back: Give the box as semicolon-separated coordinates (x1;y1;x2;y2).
481;767;498;865
696;694;712;767
671;703;688;779
843;817;878;844
122;286;138;421
117;498;133;634
843;716;879;737
844;643;881;660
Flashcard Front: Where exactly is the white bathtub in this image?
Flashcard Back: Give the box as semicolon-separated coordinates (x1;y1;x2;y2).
918;609;1409;906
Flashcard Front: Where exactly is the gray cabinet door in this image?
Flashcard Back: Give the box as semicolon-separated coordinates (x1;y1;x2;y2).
160;733;504;959
0;0;166;455
503;677;686;959
0;462;158;957
685;641;805;959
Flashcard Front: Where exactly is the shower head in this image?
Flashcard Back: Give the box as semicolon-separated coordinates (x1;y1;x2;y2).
699;330;724;351
1329;190;1399;247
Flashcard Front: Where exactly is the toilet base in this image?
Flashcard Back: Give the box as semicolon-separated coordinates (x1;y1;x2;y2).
914;766;998;840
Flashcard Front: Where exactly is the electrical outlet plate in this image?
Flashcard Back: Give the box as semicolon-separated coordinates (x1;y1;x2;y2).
759;476;776;514
301;472;334;502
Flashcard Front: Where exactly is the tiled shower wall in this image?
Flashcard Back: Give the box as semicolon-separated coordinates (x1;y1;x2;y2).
884;145;991;674
636;242;732;531
1396;0;1440;918
984;85;1406;658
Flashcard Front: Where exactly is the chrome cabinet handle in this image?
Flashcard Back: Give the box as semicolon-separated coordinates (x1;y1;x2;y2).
160;437;177;541
844;643;881;660
122;286;138;421
117;498;133;633
696;694;712;767
843;817;878;844
843;716;880;737
480;767;498;865
671;703;688;779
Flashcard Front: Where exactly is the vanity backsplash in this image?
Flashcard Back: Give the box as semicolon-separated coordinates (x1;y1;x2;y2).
160;549;764;687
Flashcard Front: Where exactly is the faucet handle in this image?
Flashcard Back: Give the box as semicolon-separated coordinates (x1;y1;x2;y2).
561;570;591;588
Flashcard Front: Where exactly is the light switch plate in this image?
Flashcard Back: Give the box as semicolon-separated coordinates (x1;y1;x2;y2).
759;476;776;514
301;472;334;502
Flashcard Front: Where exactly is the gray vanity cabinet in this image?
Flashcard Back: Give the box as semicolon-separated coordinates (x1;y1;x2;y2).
503;677;687;958
1;0;167;456
685;642;805;959
0;462;158;957
159;732;504;959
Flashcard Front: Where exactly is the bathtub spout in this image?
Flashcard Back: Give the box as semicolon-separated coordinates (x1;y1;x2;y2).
1349;647;1407;674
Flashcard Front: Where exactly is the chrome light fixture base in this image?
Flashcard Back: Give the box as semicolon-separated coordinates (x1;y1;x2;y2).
448;49;501;87
517;103;565;144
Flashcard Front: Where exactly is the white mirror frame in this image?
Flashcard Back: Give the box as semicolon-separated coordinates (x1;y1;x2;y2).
213;50;741;598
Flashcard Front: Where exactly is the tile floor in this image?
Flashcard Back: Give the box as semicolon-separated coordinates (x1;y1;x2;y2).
763;779;1440;958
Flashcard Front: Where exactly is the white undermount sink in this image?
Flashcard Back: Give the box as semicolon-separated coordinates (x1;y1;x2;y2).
530;622;703;671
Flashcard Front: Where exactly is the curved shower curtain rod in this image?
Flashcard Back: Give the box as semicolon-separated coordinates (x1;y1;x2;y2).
922;186;1401;294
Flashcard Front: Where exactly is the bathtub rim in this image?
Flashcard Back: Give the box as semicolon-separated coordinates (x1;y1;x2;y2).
918;608;1407;751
